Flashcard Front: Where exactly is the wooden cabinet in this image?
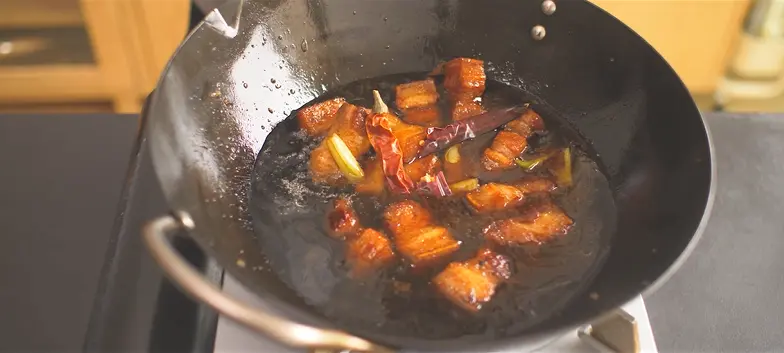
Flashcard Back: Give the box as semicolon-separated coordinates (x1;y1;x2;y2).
0;0;751;111
592;0;751;94
0;0;189;112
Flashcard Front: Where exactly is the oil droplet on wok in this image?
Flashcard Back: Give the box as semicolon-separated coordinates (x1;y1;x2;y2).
243;82;248;88
353;10;357;15
385;45;390;49
277;35;283;40
275;83;282;89
268;108;274;113
301;39;309;52
270;78;276;84
290;88;296;94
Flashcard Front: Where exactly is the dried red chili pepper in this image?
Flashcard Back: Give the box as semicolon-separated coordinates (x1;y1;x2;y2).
417;105;529;159
366;112;415;194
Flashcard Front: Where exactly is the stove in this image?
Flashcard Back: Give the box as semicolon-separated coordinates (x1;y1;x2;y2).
215;274;657;353
83;111;657;353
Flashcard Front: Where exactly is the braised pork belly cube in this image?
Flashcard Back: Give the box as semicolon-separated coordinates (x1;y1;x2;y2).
481;109;546;171
395;226;460;267
355;158;385;195
466;183;526;213
433;248;511;312
404;154;442;182
383;200;460;267
484;202;573;246
443;58;486;97
309;103;372;184
481;131;529;171
451;97;486;121
297;97;346;136
329;103;372;156
376;112;427;162
383;200;433;237
395;79;439;110
326;199;396;277
310;144;343;184
403;106;441;127
389;119;427;162
346;228;396;277
505;109;545;136
514;177;556;194
466;178;556;213
326;197;361;240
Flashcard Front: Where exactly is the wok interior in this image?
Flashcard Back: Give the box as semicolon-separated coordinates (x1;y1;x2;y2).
146;0;711;351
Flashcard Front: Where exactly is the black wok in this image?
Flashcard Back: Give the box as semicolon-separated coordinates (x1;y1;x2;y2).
142;0;715;352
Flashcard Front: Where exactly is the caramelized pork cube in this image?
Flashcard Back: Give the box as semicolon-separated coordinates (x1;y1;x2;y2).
395;226;460;267
466;179;556;213
514;177;556;194
355;158;385;195
470;248;513;280
443;58;486;97
346;228;396;277
329;103;372;156
505;109;545;136
404;154;442;182
309;103;372;184
466;183;526;213
481;109;546;171
433;248;511;312
481;131;529;171
327;198;361;240
403;106;441;127
392;123;427;162
484;203;573;246
451;97;486;121
395;79;439;110
379;112;428;161
296;97;346;136
383;200;433;236
383;200;460;267
310;144;342;184
433;263;495;312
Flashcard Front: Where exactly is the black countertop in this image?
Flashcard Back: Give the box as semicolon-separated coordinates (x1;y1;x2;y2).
646;114;784;351
0;112;783;352
0;115;138;351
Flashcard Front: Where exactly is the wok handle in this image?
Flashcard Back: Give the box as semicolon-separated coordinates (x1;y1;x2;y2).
143;213;394;353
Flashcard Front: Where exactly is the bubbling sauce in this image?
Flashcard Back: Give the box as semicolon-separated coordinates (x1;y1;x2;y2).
249;73;616;346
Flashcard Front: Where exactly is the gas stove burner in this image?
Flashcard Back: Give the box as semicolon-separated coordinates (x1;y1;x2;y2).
213;275;657;353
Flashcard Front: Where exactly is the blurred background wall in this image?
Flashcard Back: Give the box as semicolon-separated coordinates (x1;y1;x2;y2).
1;0;782;113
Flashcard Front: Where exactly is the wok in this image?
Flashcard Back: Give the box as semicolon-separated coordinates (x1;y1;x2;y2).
142;0;715;352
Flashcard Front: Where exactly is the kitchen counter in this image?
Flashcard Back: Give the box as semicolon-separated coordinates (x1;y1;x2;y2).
0;112;782;351
646;114;784;351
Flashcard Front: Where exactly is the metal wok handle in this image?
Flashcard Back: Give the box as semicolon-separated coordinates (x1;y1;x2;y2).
143;212;394;353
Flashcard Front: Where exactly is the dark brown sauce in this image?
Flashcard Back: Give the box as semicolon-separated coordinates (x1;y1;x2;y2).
249;73;616;346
